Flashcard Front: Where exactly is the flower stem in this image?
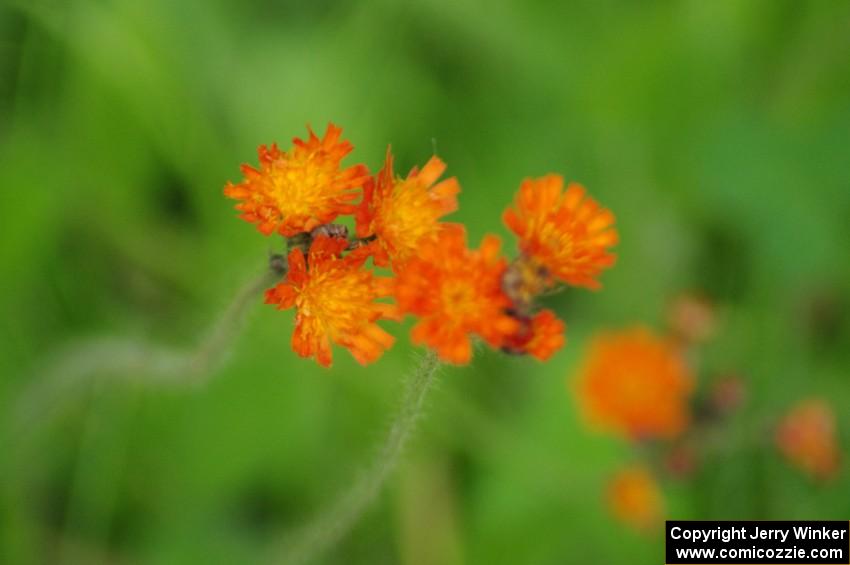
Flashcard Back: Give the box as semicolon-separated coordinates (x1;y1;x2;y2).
12;264;282;436
275;352;442;565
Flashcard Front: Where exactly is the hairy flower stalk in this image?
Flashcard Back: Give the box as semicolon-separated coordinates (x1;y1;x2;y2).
12;261;284;438
275;352;441;565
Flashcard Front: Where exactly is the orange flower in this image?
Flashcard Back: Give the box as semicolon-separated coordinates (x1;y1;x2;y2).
575;327;694;440
502;309;566;361
667;293;717;345
503;175;617;290
225;124;369;237
264;235;395;367
776;398;840;480
394;225;518;364
607;466;664;532
356;148;459;268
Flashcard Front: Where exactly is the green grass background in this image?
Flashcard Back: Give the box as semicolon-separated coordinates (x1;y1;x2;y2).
1;0;849;563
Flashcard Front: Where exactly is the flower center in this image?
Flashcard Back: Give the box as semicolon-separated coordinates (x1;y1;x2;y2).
440;279;479;318
270;156;334;216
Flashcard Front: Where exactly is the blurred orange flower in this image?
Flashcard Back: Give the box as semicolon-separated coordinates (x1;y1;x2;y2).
667;293;717;345
225;123;369;237
264;235;395;367
503;175;617;290
356;149;459;268
776;398;840;481
575;327;694;440
607;466;664;532
394;225;518;364
502;309;566;361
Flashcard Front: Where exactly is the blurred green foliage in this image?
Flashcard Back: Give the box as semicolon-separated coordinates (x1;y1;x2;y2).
1;0;849;563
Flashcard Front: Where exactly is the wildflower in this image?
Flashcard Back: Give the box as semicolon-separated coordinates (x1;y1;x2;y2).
575;327;694;440
502;309;566;361
224;124;369;237
708;374;747;415
264;235;395;367
667;293;717;345
776;398;840;481
664;442;699;479
607;466;664;532
356;148;459;268
394;225;518;364
503;175;617;290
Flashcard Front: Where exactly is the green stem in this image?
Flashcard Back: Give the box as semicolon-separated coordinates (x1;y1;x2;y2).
12;266;281;438
275;352;442;565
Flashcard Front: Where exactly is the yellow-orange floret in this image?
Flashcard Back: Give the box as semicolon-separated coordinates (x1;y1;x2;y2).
503;175;617;290
355;148;459;268
575;327;694;440
394;225;518;364
225;123;369;237
264;235;395;367
776;398;840;481
607;466;664;532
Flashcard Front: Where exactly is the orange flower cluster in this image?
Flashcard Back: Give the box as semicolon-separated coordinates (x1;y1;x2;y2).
775;398;841;481
606;466;664;532
225;123;618;366
575;327;695;440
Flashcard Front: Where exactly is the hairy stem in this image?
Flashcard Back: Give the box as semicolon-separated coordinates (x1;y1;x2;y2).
12;266;281;436
276;352;442;565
